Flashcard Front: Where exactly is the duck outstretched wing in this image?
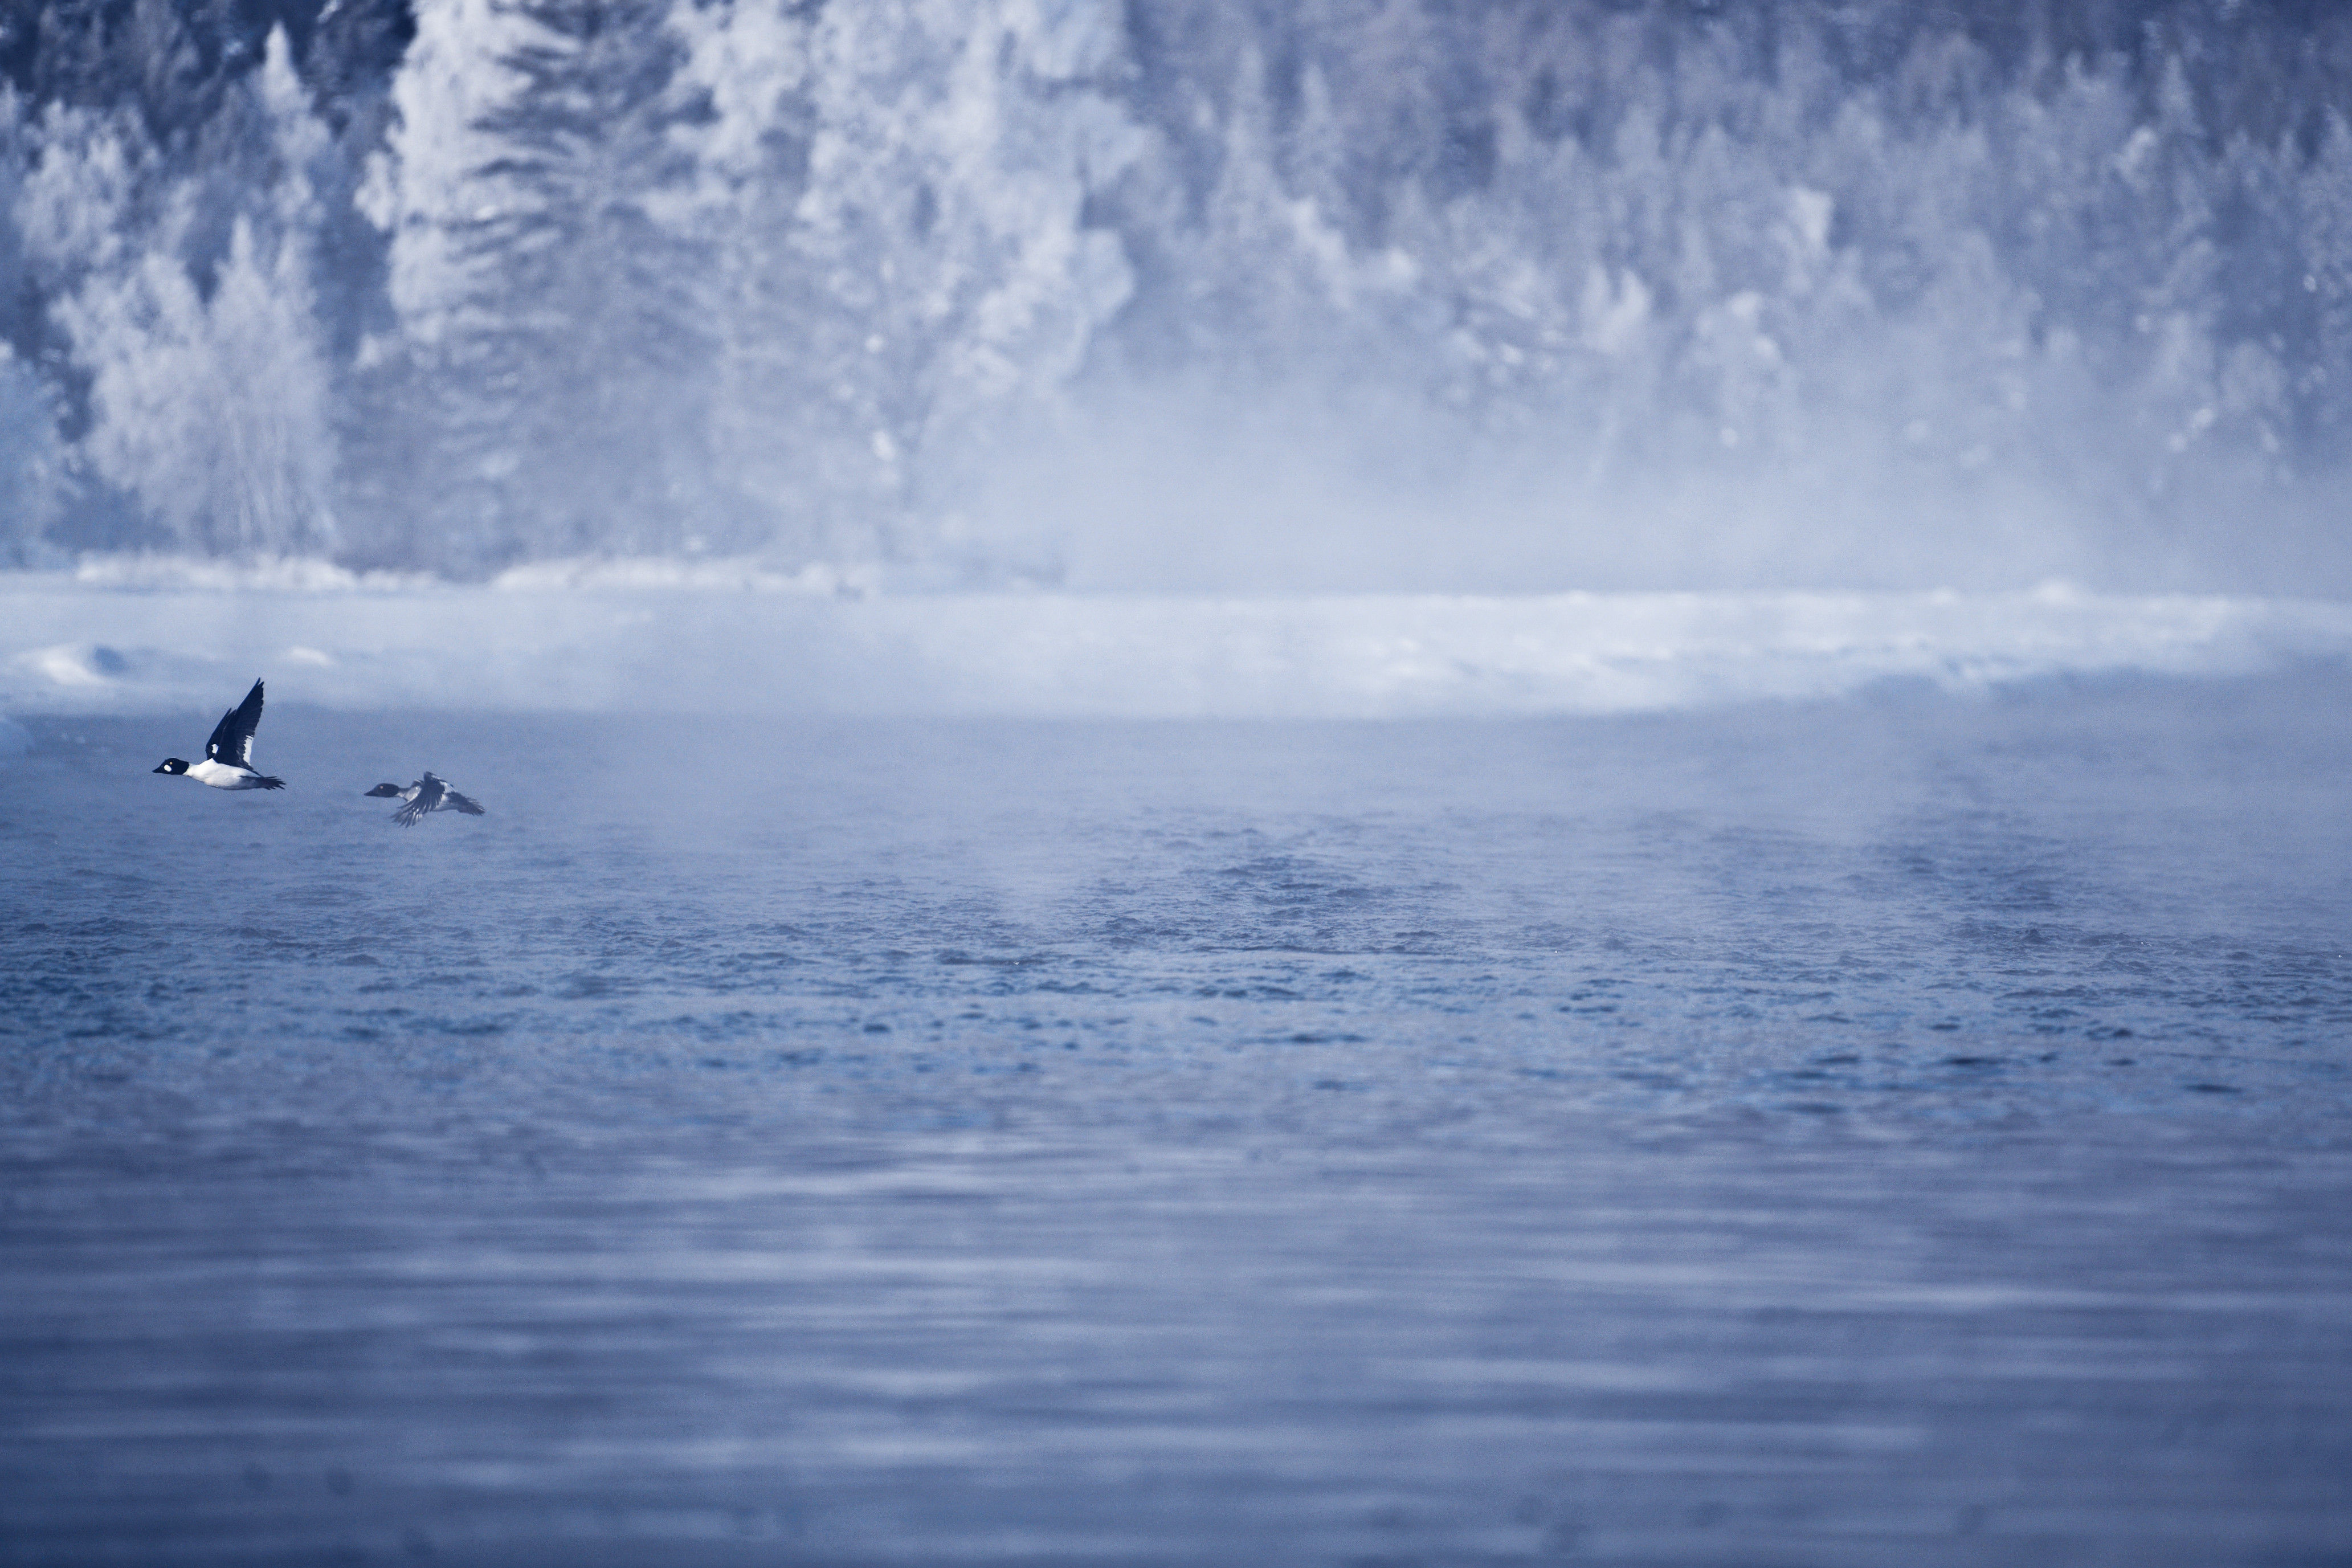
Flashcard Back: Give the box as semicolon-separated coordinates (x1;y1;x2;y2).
393;775;447;826
205;680;266;768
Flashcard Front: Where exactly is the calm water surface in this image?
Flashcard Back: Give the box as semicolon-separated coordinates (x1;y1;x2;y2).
4;676;2351;1566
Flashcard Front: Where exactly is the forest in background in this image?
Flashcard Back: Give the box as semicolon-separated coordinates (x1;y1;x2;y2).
4;0;2352;589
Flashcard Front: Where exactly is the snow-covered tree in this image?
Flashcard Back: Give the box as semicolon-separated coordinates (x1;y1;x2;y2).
663;0;1141;563
0;341;66;563
358;0;715;570
17;28;339;557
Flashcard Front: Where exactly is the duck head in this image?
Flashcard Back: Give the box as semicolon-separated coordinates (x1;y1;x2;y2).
364;782;408;798
154;758;189;775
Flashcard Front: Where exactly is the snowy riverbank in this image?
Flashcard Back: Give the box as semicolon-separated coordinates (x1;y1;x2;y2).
5;563;2350;719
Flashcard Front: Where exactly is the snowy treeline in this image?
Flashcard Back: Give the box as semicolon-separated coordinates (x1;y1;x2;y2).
4;0;2352;585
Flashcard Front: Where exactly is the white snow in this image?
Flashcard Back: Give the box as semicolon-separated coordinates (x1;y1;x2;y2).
5;565;2348;720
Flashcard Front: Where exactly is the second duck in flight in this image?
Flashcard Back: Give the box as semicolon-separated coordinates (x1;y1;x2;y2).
366;772;486;827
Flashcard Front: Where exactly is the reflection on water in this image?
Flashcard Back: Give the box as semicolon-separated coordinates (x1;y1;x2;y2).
3;676;2351;1564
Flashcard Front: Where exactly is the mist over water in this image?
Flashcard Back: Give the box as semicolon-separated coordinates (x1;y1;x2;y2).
3;0;2352;590
6;685;2352;1564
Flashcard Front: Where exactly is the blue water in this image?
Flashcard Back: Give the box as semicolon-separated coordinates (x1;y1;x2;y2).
4;675;2351;1565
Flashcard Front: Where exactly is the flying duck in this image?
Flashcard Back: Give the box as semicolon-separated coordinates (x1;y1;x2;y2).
154;679;285;790
365;772;485;827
